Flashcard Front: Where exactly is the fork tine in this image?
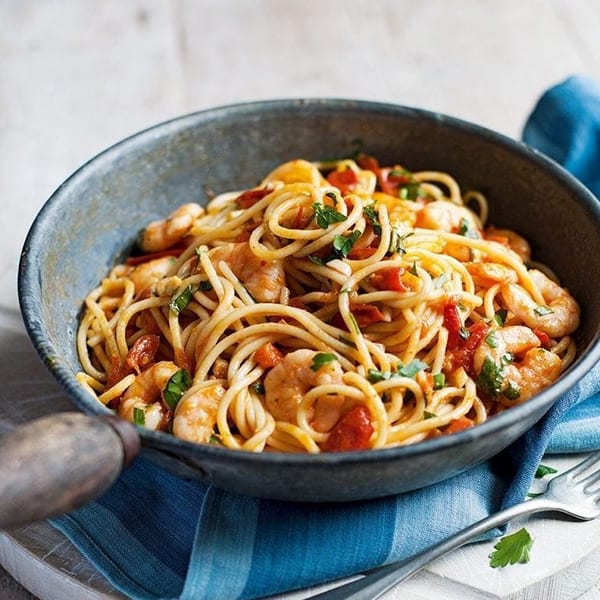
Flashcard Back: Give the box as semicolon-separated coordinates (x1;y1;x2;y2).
566;451;600;480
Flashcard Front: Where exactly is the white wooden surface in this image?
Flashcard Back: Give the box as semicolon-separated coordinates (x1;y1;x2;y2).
1;1;600;598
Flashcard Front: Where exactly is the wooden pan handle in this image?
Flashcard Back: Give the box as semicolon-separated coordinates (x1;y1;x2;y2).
0;412;140;529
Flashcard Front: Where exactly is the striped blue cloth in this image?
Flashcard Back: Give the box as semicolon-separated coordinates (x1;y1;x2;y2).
52;76;600;600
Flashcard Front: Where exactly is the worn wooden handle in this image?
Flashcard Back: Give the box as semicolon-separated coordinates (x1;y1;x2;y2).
0;412;140;529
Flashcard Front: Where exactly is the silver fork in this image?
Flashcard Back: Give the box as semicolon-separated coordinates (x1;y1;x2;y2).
308;451;600;600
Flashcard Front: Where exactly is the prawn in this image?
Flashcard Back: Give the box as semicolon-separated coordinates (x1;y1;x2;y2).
466;262;518;286
128;256;175;295
211;242;286;303
172;382;226;443
484;226;531;263
501;269;580;337
119;361;180;430
139;203;204;252
415;199;481;234
263;349;345;429
473;326;561;402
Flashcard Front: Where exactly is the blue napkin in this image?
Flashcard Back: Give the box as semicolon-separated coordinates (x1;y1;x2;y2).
52;77;600;600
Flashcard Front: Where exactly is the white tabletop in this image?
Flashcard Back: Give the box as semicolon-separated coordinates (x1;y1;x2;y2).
2;1;600;598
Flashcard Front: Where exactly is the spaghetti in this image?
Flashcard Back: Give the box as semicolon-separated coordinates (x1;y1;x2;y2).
76;156;580;453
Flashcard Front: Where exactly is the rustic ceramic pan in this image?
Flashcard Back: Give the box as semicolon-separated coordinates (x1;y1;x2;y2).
8;99;600;527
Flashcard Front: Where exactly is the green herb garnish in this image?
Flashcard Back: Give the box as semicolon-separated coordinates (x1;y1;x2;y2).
396;359;428;378
169;285;195;313
458;217;478;239
535;464;558;479
310;352;338;371
363;204;382;235
198;280;213;292
485;332;498;348
424;410;437;419
251;382;265;395
133;406;145;426
503;381;521;400
163;368;192;410
493;309;508;327
489;528;534;568
331;230;361;259
313;202;347;229
433;373;446;390
476;356;505;397
534;305;554;316
388;228;413;255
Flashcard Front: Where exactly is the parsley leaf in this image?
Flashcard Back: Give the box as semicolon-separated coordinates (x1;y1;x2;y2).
251;382;265;395
363;204;382;235
313;202;347;229
311;352;338;371
458;217;478;239
388;228;413;256
133;406;145;426
485;332;498;348
535;464;558;478
503;381;521;400
489;528;534;568
169;285;195;313
424;410;437;419
476;356;505;397
534;305;554;316
493;309;508;327
163;369;192;411
433;373;446;390
330;230;361;259
396;359;428;378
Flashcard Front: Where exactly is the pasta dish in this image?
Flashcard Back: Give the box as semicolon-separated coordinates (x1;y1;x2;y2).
76;156;580;453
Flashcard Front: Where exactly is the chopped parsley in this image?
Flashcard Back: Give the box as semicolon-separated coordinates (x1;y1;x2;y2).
198;280;213;292
169;285;195;313
163;368;192;411
534;305;554;316
458;217;478;239
433;373;446;390
363;204;382;235
489;528;534;568
535;464;558;478
313;202;347;229
476;356;505;397
331;230;361;260
388;228;413;256
424;410;437;419
492;309;508;327
133;406;145;426
367;359;428;383
399;182;424;201
310;352;338;371
503;381;521;400
409;261;419;276
485;332;498;348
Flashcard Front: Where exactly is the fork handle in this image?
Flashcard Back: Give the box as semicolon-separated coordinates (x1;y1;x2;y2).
308;497;554;600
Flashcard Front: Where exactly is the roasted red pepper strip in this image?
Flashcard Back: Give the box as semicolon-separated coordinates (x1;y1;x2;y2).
327;168;359;194
444;415;474;435
533;328;552;349
236;188;271;208
323;405;374;452
449;321;490;374
443;302;464;350
349;303;386;328
254;342;285;369
370;267;407;292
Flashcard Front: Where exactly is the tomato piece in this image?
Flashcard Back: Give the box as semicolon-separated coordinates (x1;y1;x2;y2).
448;321;490;374
370;267;407;292
444;416;474;434
356;153;380;173
347;246;378;260
327;169;359;194
533;328;552;349
125;334;161;374
350;303;386;328
443;302;464;350
236;188;271;208
106;354;131;389
378;167;412;196
254;342;285;369
323;405;374;452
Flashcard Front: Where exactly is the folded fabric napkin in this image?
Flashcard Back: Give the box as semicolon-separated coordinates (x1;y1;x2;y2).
51;76;600;600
